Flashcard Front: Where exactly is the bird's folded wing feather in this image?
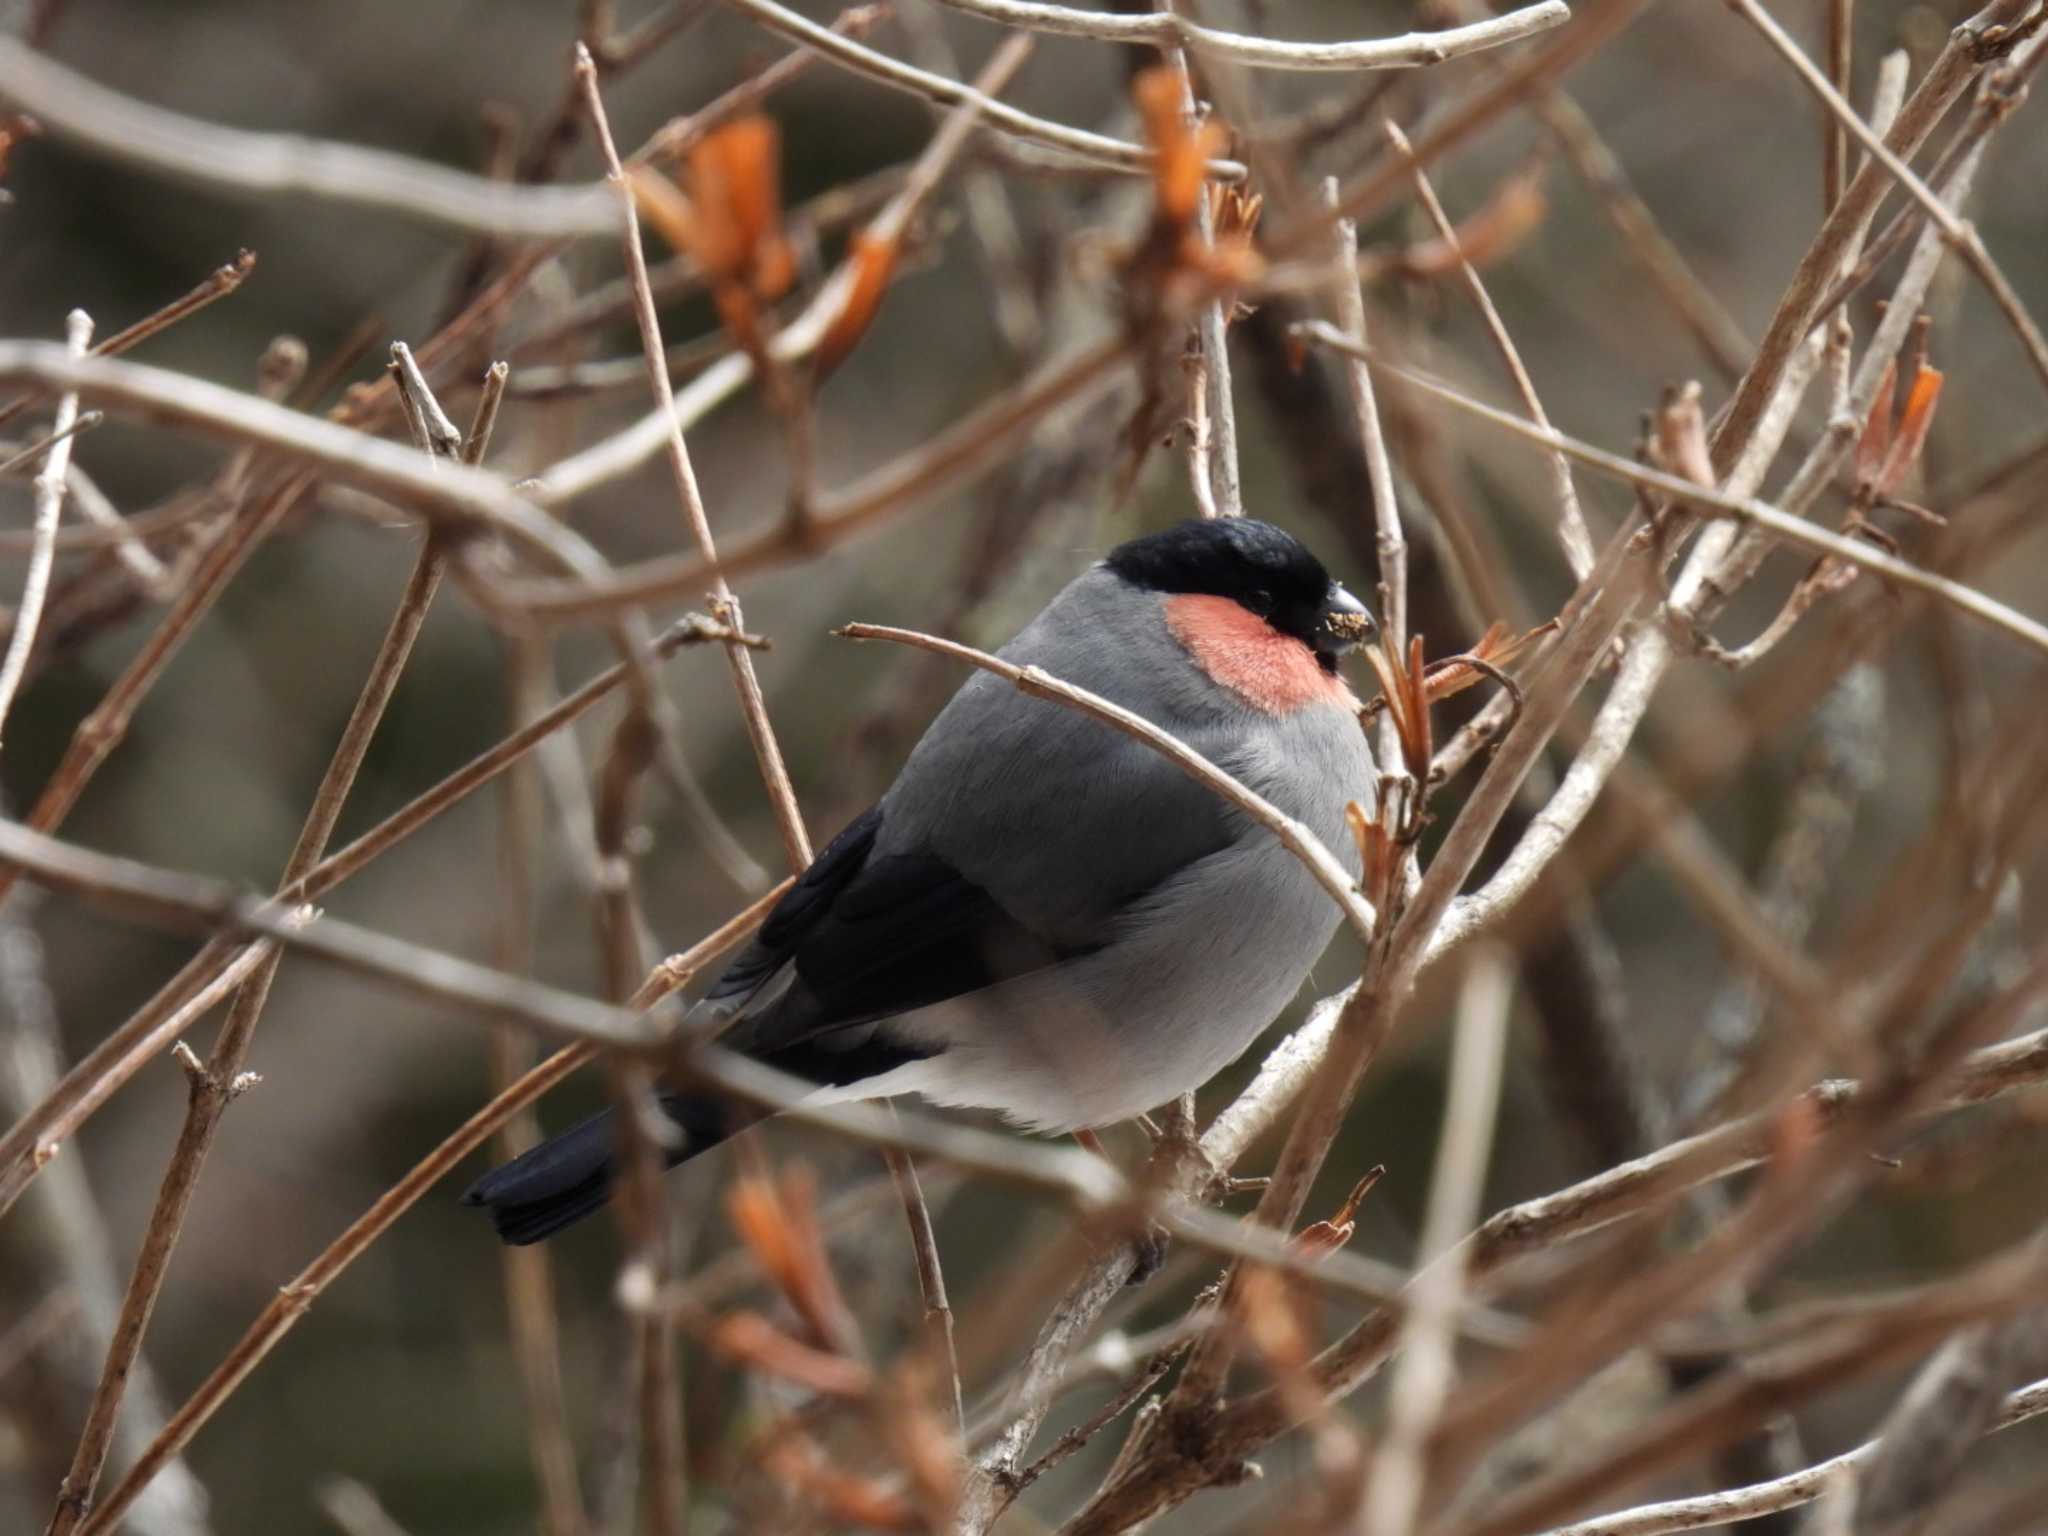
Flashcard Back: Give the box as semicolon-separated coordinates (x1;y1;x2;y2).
695;596;1242;1060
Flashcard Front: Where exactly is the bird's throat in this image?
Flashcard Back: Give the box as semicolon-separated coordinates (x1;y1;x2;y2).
1162;594;1358;716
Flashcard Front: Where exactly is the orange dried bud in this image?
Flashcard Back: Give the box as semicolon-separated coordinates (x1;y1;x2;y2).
1879;362;1943;498
1135;66;1225;226
1348;798;1399;908
816;231;900;379
706;1311;873;1397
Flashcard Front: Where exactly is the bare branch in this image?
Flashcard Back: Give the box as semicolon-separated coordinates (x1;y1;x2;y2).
929;0;1570;70
1290;324;2048;661
0;38;616;237
721;0;1246;178
1537;1375;2048;1536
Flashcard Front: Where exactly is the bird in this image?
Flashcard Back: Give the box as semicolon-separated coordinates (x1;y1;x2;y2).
465;517;1376;1244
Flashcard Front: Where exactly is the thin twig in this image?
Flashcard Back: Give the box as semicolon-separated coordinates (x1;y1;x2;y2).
1386;122;1593;578
1535;1377;2048;1536
0;251;255;435
1722;0;2048;401
1530;89;1752;380
1289;323;2048;660
1172;51;1242;519
76;1042;599;1536
0;345;610;577
0;309;89;746
581;44;813;873
1708;0;2030;472
884;1136;966;1433
0;408;101;475
508;334;1132;617
1320;178;1406;658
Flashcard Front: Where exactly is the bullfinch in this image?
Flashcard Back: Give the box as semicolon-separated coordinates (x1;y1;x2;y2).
466;517;1376;1243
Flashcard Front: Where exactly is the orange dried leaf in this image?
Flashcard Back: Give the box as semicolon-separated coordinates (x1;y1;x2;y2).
776;1165;865;1354
727;1167;860;1355
880;1371;964;1518
1209;185;1263;245
644;115;794;320
628;165;699;261
1238;1267;1312;1370
764;1432;920;1530
816;231;900;379
728;1174;804;1297
1400;168;1547;278
1422;619;1557;703
705;119;783;273
1652;382;1714;490
1134;66;1222;226
707;1311;873;1397
1294;1166;1385;1261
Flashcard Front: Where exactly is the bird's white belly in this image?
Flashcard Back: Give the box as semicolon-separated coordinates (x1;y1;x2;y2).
814;835;1346;1132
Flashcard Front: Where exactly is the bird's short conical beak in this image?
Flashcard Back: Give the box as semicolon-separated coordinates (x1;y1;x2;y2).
1314;583;1376;656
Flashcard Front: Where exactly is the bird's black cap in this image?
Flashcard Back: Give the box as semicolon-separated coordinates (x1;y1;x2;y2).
1106;518;1371;661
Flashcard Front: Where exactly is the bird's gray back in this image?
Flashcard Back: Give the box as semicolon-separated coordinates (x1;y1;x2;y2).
877;566;1316;947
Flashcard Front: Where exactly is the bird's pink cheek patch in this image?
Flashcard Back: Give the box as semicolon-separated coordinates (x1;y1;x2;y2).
1163;594;1357;716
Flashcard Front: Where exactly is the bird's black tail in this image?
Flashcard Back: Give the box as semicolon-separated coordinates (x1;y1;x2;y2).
461;1094;745;1245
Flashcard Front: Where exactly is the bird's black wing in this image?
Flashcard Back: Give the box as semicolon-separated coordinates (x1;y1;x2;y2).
699;804;1080;1074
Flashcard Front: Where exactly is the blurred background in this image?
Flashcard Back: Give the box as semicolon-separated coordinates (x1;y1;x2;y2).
0;0;2045;1530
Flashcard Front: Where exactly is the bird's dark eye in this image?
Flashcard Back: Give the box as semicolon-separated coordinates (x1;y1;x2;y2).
1245;588;1275;616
